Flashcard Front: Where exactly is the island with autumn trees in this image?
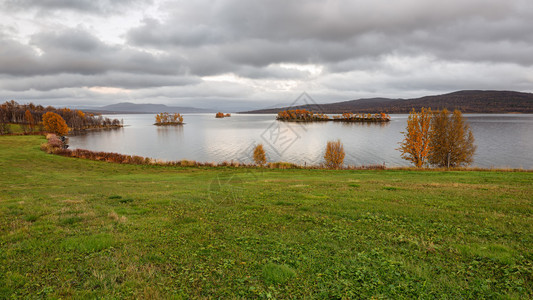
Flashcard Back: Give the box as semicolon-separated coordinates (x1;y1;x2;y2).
154;112;184;125
276;109;390;122
215;112;231;118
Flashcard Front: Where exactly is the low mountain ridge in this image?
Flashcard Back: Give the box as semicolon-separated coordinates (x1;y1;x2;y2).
242;90;533;114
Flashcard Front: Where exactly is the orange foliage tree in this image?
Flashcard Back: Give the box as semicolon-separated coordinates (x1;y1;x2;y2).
171;113;183;123
42;111;69;136
24;109;35;133
253;144;267;166
324;140;345;169
398;108;432;168
429;109;476;167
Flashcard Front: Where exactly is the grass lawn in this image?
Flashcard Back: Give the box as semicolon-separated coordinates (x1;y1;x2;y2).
0;135;531;298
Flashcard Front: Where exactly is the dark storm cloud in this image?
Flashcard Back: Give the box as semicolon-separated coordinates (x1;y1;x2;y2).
128;0;533;68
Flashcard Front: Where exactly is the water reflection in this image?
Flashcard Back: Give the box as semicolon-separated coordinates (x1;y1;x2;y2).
70;127;124;137
156;125;184;138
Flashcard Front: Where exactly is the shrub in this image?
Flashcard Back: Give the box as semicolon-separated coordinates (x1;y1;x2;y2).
179;160;197;167
47;135;63;148
324;140;345;169
268;162;298;169
253;144;266;166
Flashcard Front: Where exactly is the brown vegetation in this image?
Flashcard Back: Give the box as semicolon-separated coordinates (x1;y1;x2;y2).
324;140;345;169
253;144;267;166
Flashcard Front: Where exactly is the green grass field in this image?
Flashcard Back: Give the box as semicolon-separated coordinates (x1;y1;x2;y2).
0;135;531;298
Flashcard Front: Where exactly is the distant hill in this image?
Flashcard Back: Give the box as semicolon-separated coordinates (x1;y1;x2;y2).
86;102;215;114
242;90;533;114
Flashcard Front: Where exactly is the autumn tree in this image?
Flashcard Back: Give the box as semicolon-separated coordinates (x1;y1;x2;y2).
0;109;10;135
172;113;184;123
24;110;35;133
398;108;433;168
324;140;345;169
253;144;267;166
42;112;69;136
429;109;476;167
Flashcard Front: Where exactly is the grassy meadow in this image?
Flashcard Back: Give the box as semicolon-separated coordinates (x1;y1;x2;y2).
0;135;532;298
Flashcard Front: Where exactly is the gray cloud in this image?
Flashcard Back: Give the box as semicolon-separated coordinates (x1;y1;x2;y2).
0;73;199;91
0;27;188;77
0;0;532;107
2;0;152;14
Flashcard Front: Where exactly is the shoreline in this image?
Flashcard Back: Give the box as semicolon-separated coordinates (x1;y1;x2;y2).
34;135;531;172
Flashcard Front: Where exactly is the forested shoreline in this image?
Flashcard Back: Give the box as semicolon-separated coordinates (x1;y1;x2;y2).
0;100;122;134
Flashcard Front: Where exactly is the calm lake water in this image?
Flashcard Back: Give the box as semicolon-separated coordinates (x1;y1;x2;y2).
68;114;533;169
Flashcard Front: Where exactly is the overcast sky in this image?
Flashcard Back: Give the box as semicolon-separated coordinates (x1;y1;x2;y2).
1;0;532;110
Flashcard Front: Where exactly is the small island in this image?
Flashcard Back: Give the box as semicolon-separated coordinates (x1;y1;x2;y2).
332;112;391;122
276;109;330;122
154;112;184;125
277;109;390;122
215;112;231;118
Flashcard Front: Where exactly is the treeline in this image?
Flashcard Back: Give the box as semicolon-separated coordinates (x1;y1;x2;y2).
0;100;122;135
276;109;329;121
332;112;391;122
276;109;389;122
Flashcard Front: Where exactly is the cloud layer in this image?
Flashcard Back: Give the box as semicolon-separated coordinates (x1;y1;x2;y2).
1;0;532;109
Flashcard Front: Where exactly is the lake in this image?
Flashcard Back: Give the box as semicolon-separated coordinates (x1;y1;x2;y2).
68;114;533;169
